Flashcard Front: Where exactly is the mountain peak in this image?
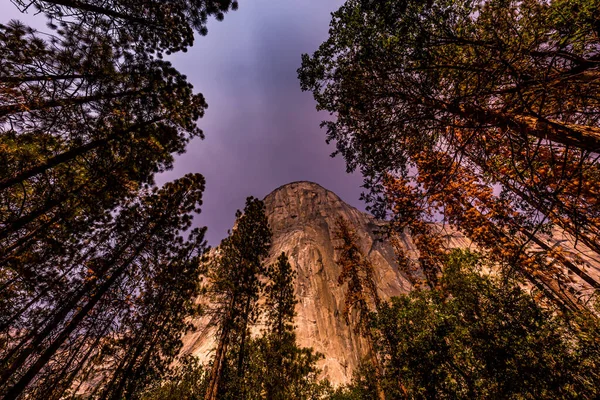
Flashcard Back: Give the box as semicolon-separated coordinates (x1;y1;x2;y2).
265;180;335;199
183;183;414;385
262;182;413;384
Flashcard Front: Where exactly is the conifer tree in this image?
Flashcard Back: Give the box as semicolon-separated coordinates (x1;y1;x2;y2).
299;0;600;309
334;218;386;400
1;0;235;397
10;0;238;54
204;197;271;400
0;21;206;313
262;252;322;399
0;173;207;399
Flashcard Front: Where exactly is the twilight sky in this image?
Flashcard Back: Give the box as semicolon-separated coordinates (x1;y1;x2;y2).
4;0;368;245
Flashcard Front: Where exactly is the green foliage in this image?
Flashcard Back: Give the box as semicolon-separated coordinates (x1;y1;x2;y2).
11;0;239;54
142;355;208;400
150;251;330;400
204;197;272;399
335;218;380;334
214;252;331;400
341;250;600;399
298;0;600;311
244;252;329;400
243;335;330;400
0;20;207;350
265;253;298;338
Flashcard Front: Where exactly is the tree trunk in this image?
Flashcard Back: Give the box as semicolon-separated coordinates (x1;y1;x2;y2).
237;294;252;379
204;322;231;400
450;102;600;153
2;257;133;399
365;333;386;400
0;217;160;396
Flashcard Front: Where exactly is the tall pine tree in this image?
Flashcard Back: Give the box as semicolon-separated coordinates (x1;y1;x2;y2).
247;252;326;400
204;197;271;400
299;0;600;310
334;218;386;400
1;173;207;399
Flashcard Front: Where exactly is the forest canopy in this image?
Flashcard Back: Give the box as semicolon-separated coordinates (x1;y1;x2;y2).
1;0;600;398
299;0;600;311
0;0;234;397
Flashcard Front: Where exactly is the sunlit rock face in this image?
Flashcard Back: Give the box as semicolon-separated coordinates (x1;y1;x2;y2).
262;181;413;384
181;181;417;385
180;182;600;386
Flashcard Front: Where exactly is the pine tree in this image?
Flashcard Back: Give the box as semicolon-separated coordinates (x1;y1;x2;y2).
334;218;386;400
10;0;238;54
204;197;271;400
0;173;207;399
262;252;324;399
1;0;235;397
298;0;600;310
0;21;207;321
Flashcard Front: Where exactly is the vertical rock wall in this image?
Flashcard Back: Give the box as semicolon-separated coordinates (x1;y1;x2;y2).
181;181;414;385
262;182;413;383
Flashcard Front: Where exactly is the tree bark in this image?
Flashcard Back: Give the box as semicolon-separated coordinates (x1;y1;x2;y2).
204;321;231;400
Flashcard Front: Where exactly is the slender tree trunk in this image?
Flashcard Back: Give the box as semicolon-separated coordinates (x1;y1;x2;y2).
104;312;166;400
205;292;237;400
0;215;59;262
461;148;600;255
105;334;150;400
450;194;584;312
204;322;231;400
0;182;87;241
51;316;114;400
0;216;153;378
237;294;252;379
2;259;132;399
365;333;386;400
447;102;600;153
0;217;160;396
36;321;95;400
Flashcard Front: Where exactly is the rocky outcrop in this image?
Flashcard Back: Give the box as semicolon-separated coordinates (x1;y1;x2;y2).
181;181;418;385
262;182;413;383
180;181;600;386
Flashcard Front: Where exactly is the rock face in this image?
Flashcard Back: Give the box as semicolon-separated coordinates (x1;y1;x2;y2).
179;181;600;385
181;181;416;385
263;181;413;384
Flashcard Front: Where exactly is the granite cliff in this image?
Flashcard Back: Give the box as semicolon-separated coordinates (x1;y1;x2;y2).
181;181;467;385
180;181;600;386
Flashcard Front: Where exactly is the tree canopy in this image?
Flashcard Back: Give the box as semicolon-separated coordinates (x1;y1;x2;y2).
203;197;272;400
299;0;600;310
1;0;227;396
336;250;600;399
10;0;239;54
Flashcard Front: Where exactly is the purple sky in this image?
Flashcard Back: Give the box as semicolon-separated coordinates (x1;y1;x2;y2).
4;0;368;245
